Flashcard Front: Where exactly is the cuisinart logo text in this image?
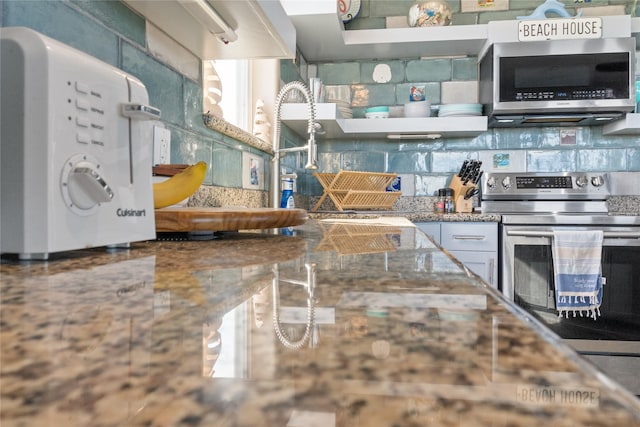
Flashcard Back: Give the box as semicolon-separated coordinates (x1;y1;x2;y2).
116;208;147;217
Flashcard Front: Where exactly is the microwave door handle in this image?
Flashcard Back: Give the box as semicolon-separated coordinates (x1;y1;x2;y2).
506;230;640;238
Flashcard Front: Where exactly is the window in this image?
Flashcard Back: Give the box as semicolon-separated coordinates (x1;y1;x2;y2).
203;58;280;137
204;59;249;129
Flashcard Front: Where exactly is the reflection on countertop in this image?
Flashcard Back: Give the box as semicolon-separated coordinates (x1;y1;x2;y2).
2;220;640;426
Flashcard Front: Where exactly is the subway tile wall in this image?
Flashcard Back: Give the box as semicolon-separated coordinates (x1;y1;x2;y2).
1;0;272;193
298;0;640;199
3;0;638;204
309;54;640;197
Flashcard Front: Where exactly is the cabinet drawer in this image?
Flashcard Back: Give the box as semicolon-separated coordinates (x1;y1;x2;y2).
440;222;497;252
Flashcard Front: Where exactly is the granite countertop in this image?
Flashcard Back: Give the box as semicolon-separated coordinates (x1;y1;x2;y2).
2;219;640;426
308;210;501;222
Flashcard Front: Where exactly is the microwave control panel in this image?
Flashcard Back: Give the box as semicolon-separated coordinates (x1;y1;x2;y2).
514;88;616;101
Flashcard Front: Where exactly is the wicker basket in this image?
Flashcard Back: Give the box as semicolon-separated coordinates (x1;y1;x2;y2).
312;170;401;211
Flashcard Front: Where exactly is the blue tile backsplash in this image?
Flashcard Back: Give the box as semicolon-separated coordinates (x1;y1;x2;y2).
309;53;640;196
311;0;640;196
3;0;120;66
406;59;452;82
451;57;478;81
71;0;145;47
1;0;262;190
2;0;639;203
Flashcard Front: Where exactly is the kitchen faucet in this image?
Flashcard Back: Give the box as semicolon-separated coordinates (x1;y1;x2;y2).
271;81;319;208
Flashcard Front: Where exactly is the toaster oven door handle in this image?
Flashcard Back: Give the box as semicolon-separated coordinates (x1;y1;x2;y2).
506;230;640;239
122;103;161;120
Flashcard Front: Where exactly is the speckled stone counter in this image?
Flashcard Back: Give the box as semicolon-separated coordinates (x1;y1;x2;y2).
2;220;640;426
308;210;501;223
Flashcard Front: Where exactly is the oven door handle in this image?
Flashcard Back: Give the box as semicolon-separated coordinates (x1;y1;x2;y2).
506;230;640;238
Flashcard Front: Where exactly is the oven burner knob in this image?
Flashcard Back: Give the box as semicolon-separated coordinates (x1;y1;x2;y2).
487;176;496;189
591;175;605;187
502;176;512;190
576;175;589;187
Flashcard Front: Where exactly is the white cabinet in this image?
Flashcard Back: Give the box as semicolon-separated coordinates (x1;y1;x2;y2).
417;222;498;288
122;0;296;60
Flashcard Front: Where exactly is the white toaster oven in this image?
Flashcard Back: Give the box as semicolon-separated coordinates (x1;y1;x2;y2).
1;27;161;260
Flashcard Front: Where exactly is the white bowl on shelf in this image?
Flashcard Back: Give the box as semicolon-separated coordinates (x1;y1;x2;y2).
404;100;431;117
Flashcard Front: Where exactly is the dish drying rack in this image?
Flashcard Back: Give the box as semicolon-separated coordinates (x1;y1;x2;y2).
312;170;401;212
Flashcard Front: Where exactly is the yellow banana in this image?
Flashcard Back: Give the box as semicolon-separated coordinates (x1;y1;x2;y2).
153;161;207;209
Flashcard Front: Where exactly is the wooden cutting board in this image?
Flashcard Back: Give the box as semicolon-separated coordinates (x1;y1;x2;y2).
154;207;308;232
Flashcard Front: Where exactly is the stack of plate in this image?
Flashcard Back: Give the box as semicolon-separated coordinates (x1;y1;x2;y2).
438;103;483;117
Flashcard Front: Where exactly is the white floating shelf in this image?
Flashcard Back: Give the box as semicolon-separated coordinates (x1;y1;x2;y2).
285;10;488;61
280;103;488;139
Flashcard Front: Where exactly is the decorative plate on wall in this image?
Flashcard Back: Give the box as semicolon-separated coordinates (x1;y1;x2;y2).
339;0;361;24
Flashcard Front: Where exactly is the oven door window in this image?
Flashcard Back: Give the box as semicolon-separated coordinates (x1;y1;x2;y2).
512;244;640;341
513;245;554;309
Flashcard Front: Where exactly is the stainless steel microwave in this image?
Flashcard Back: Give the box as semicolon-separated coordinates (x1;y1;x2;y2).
479;37;636;127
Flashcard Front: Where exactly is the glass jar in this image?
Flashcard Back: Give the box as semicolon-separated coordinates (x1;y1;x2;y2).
434;188;446;214
444;188;455;213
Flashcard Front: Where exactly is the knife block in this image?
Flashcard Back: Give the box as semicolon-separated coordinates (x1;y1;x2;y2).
449;175;476;213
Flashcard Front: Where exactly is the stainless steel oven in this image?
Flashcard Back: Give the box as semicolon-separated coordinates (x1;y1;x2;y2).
482;172;640;395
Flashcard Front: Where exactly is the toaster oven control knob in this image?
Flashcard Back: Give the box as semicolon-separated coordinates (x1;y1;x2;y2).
61;156;114;214
591;175;605;187
67;164;114;210
501;176;512;190
576;175;589;187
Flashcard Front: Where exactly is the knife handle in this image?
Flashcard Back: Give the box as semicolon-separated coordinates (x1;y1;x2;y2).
473;170;483;185
458;160;469;177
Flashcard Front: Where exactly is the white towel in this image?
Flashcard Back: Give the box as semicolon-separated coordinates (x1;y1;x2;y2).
552;230;603;320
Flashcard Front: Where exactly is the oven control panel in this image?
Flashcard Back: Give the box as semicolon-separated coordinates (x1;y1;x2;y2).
481;172;609;200
514;175;573;189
